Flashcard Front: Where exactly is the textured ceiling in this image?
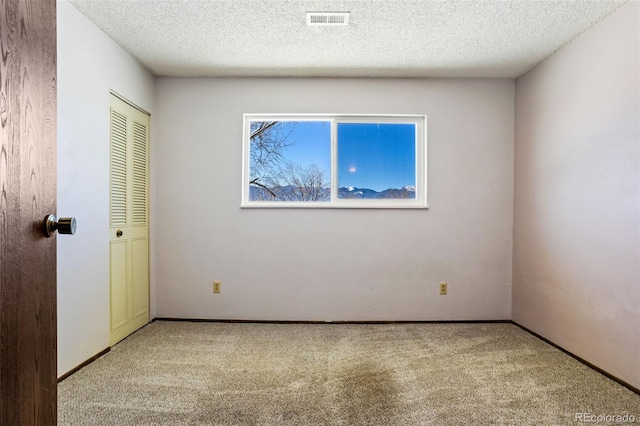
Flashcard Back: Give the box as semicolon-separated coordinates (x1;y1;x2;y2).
68;0;629;78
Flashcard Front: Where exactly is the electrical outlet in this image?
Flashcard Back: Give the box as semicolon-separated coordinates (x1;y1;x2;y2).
213;281;221;293
439;282;447;295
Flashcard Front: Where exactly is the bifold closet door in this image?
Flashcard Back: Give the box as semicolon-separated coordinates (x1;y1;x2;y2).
109;94;150;346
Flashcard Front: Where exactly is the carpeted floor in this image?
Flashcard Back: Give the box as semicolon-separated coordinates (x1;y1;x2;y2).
58;321;640;425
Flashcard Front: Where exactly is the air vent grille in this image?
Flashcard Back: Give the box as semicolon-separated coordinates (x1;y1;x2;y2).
306;12;350;26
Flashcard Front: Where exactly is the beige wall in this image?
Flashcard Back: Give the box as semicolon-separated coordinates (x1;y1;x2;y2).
153;78;515;321
57;0;155;377
513;1;639;389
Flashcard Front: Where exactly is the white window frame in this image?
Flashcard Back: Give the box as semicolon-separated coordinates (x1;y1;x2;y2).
242;114;427;209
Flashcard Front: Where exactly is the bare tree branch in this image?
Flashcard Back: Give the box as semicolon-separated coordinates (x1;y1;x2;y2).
247;121;329;202
249;178;277;198
249;121;296;180
249;121;278;140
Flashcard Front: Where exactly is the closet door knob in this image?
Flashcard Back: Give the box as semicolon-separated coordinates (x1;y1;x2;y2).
116;230;123;238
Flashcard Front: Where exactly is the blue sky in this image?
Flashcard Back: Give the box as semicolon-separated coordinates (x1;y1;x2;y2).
254;121;416;192
276;121;331;172
337;123;415;191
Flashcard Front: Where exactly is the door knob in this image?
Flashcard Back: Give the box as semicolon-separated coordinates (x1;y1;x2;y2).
116;230;123;238
44;215;77;238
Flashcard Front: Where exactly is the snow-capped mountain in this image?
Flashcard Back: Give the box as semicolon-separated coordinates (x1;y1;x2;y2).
249;185;416;201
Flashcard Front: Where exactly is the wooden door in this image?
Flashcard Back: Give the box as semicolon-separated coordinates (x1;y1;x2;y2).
109;94;150;346
0;0;57;424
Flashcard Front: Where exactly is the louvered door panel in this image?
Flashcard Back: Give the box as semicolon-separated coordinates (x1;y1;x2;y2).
132;120;148;225
109;94;150;346
110;109;128;227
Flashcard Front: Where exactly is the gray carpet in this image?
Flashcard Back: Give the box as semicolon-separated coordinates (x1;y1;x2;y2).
58;321;640;425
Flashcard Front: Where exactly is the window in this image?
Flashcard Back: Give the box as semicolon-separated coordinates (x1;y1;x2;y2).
242;114;427;208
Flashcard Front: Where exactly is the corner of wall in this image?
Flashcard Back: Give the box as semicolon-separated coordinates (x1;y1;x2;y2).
57;0;155;377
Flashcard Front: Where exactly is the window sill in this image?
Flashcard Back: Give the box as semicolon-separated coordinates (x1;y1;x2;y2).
240;202;429;209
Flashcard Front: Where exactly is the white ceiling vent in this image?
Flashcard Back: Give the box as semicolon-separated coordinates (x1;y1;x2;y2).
306;12;350;26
